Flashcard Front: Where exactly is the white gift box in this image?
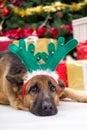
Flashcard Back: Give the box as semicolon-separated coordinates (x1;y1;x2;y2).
72;17;87;42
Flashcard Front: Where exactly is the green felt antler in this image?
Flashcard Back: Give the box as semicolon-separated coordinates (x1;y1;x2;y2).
40;37;78;71
9;37;78;72
8;39;41;72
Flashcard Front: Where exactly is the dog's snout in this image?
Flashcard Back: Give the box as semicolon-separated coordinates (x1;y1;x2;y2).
30;98;58;116
41;99;58;116
42;100;54;112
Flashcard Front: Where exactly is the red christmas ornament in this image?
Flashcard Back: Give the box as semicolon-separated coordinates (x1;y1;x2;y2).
0;0;3;3
50;27;58;37
36;27;47;37
0;4;4;9
8;0;24;6
2;8;10;16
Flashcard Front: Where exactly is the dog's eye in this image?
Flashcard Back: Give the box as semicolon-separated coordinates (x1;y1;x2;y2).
29;84;40;93
48;81;56;92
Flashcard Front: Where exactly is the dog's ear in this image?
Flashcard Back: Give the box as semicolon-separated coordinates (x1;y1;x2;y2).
6;75;24;87
58;79;65;89
57;79;66;99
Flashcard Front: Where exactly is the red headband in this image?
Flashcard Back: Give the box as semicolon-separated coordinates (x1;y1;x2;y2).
22;75;60;97
22;79;30;97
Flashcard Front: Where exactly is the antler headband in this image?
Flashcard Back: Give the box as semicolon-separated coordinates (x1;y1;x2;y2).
8;37;78;72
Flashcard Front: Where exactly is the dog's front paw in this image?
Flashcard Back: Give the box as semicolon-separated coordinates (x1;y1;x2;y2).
18;103;29;111
10;99;29;111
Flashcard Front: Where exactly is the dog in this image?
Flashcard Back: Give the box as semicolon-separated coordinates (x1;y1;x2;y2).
0;51;87;116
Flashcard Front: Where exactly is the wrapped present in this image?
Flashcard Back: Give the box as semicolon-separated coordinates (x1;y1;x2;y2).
56;61;68;87
77;41;87;60
0;37;13;51
25;37;57;54
14;37;57;53
72;17;87;42
0;36;57;52
56;60;87;90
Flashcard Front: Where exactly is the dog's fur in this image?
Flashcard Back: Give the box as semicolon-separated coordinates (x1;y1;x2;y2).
0;51;87;116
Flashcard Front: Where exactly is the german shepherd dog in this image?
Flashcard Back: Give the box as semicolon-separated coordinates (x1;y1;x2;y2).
0;51;87;116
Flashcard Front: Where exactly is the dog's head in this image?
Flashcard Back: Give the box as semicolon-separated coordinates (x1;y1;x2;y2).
6;72;65;116
22;74;65;116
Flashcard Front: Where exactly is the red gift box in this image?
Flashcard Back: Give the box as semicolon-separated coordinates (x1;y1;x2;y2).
56;61;68;87
0;40;13;51
77;41;87;60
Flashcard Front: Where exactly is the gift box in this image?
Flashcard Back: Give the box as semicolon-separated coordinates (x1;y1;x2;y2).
25;37;57;54
0;41;13;51
0;37;56;52
56;60;87;90
77;41;87;60
13;37;57;53
72;17;87;42
0;37;13;51
56;61;68;87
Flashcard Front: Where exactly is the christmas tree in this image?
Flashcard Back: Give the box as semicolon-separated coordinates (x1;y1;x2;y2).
0;0;87;41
